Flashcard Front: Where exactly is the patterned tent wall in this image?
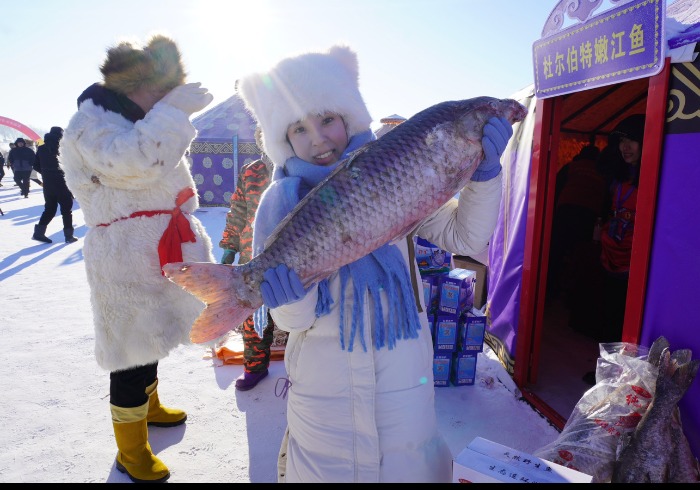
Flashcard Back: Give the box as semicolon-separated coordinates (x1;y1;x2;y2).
190;93;261;206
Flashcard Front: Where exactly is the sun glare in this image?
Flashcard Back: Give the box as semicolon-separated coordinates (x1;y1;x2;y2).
190;0;283;72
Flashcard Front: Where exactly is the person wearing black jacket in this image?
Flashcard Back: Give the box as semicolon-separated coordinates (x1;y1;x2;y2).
0;151;5;186
8;137;35;197
32;127;77;244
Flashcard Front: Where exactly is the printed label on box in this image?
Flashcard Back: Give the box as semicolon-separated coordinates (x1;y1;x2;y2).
438;269;476;316
433;354;451;387
452;437;594;483
451;352;477;386
415;237;451;273
434;315;458;352
459;313;486;352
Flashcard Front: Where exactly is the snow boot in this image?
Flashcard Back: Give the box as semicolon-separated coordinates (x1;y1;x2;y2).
145;379;187;427
64;227;78;243
112;402;170;483
32;224;52;244
235;369;269;391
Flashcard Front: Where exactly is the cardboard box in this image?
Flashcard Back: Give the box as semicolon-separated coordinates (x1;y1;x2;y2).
452;437;593;483
415;237;451;274
420;273;442;315
437;268;476;316
433;314;459;353
458;311;486;352
451;352;477;386
433;354;451;387
453;256;488;309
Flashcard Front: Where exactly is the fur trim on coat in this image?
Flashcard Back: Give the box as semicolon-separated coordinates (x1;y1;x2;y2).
101;34;186;96
237;45;373;167
60;97;214;372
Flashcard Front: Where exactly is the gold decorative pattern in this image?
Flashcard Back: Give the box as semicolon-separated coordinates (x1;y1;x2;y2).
666;57;700;134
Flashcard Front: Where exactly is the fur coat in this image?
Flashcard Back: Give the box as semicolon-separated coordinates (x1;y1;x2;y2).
60;97;214;372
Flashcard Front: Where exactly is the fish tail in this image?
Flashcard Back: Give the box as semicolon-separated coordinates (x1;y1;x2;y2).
673;358;700;393
648;336;670;367
657;348;700;402
163;262;258;344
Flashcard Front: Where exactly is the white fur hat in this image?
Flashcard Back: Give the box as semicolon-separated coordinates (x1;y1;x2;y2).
237;45;373;167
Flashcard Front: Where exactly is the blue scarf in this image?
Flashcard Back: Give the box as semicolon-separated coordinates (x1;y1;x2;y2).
252;130;421;351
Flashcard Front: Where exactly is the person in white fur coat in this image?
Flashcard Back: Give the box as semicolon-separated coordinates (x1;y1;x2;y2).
238;45;513;483
59;34;214;483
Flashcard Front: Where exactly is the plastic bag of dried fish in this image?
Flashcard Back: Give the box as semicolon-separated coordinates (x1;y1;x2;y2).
532;339;663;483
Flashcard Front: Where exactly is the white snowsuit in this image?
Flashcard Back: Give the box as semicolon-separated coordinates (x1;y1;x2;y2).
272;175;503;483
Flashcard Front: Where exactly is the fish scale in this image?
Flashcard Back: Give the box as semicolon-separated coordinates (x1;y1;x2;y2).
164;96;527;343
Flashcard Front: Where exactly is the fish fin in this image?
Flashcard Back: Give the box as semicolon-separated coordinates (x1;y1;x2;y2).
163;262;258;344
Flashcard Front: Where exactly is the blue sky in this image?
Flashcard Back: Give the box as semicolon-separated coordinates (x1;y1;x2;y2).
0;0;662;136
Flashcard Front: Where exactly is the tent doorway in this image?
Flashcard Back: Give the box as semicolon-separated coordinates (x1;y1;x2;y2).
514;65;670;424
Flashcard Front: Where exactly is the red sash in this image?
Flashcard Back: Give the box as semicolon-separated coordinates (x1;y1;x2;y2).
97;187;196;274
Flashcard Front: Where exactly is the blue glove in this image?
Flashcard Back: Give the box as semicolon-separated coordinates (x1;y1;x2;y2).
260;264;307;309
471;116;513;182
220;249;236;265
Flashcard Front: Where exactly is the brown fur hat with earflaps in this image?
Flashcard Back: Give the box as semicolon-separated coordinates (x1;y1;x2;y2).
100;34;186;96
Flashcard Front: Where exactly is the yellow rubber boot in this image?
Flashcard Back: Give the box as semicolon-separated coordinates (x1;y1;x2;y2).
112;402;170;483
146;380;187;428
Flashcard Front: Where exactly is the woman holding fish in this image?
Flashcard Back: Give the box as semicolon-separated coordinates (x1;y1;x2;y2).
230;45;517;483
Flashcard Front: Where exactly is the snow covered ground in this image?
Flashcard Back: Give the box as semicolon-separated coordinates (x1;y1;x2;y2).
0;176;561;483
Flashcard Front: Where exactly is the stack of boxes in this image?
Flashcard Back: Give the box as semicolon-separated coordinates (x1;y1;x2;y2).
415;237;486;387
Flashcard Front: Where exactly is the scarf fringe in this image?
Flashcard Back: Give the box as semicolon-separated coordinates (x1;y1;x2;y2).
340;244;422;352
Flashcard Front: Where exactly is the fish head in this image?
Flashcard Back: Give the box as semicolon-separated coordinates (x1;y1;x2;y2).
452;96;528;141
419;97;527;184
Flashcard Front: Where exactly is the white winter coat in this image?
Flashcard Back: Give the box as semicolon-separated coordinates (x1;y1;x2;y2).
60;99;214;372
273;175;503;483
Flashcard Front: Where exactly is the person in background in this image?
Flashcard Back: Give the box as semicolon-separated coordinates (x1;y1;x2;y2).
32;126;77;244
238;45;513;483
59;34;214;483
547;144;605;298
0;151;5;186
598;114;646;341
8;137;35;197
7;142;19;186
218;126;287;391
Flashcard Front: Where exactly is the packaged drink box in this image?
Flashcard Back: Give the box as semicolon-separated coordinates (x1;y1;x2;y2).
452;437;593;483
420;273;442;314
415;236;451;274
433;354;451;387
437;268;476;316
451;352;477;386
458;311;486;352
433;314;459;353
452;255;488;309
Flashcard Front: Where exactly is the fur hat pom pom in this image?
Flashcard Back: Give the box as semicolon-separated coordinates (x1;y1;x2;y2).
100;34;186;96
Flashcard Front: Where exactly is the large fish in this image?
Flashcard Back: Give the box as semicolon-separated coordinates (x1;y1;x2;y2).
164;97;527;344
612;343;700;483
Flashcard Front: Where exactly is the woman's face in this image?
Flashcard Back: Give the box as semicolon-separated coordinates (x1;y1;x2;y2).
127;86;171;113
619;136;642;166
286;112;349;166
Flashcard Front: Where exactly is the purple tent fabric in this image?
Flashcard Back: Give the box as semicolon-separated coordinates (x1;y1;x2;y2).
190;94;260;206
640;53;700;455
485;87;536;372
